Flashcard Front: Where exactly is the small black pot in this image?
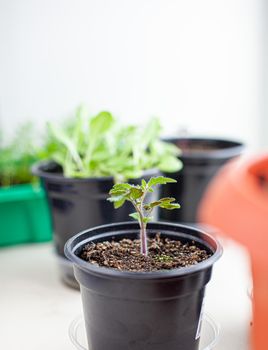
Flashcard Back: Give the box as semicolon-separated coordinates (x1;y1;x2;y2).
32;161;160;287
159;138;245;223
65;222;222;350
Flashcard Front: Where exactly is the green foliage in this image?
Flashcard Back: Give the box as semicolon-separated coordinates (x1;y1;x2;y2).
108;176;180;255
41;106;182;180
0;106;182;187
108;176;180;216
0;123;38;187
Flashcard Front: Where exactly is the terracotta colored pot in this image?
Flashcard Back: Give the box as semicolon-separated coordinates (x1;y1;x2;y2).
198;154;268;350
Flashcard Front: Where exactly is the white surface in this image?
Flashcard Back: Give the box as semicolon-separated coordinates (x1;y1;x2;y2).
0;0;262;149
0;238;251;350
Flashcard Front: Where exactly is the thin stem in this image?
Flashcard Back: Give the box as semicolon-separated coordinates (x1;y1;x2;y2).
132;186;149;256
140;219;147;255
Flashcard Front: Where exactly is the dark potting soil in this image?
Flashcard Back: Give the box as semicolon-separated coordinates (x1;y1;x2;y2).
176;141;219;153
80;234;211;272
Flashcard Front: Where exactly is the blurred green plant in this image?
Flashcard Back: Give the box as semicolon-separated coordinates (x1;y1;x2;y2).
42;106;182;181
0;123;38;187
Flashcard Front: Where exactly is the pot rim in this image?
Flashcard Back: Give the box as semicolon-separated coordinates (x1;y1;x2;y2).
32;160;160;183
65;221;223;280
165;137;245;160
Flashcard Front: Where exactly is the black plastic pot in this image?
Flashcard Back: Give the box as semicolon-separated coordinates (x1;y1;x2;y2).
65;221;222;350
32;161;160;287
159;138;245;223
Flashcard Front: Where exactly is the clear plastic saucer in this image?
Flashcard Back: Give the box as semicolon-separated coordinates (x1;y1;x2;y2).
69;314;220;350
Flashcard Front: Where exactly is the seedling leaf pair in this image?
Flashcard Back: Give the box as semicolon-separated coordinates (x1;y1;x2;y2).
108;176;180;255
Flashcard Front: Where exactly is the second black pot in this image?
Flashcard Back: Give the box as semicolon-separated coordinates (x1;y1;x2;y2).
159;137;245;223
65;222;222;350
32;161;160;287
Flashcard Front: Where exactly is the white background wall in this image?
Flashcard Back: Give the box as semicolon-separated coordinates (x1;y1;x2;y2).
261;0;268;148
0;0;264;148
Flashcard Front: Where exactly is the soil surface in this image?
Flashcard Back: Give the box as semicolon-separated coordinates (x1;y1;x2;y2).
80;234;211;272
177;141;219;153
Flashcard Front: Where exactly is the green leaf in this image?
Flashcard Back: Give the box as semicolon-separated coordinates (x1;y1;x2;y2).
109;189;127;196
90;111;115;134
120;170;143;180
129;213;152;224
47;123;84;172
129;186;143;199
109;183;132;197
107;195;126;208
111;183;132;191
159;203;181;210
129;212;140;221
148;176;177;187
142;216;153;224
141;179;147;188
73;104;88;147
159;197;176;203
158;156;183;173
107;194;125;202
114;198;126;209
140;118;162;150
85;111;115;164
143;201;162;210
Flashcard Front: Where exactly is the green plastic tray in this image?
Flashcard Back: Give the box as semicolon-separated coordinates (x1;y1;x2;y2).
0;184;52;246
